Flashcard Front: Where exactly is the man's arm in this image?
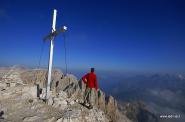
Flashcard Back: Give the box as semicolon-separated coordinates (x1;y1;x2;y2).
82;73;88;84
94;75;98;91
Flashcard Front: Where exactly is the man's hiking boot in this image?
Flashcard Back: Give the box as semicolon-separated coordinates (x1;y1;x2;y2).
81;102;86;106
88;105;93;109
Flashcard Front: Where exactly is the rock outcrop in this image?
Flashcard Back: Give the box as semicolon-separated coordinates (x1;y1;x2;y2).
0;67;132;122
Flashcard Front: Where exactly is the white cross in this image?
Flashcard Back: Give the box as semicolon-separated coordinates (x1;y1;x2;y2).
44;9;67;100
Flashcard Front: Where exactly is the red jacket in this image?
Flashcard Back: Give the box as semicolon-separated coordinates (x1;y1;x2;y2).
82;72;98;90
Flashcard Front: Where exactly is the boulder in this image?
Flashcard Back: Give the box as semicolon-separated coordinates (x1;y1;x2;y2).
22;85;37;99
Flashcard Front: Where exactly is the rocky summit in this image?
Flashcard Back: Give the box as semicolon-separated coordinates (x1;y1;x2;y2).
0;66;132;122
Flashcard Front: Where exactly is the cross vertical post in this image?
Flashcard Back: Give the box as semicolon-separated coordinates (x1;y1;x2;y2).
46;9;57;100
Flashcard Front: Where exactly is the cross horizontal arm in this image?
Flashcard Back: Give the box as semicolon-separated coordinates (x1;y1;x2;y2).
43;26;67;41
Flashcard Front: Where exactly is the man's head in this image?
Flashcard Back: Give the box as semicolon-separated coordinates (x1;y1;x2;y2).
91;68;95;73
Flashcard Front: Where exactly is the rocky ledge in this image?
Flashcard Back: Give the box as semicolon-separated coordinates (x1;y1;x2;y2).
0;66;132;122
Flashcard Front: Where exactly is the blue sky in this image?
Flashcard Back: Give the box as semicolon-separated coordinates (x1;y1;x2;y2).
0;0;185;73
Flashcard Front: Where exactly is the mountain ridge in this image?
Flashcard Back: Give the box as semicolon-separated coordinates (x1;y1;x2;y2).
0;66;158;122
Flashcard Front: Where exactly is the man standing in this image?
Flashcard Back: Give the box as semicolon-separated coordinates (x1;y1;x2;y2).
82;68;99;109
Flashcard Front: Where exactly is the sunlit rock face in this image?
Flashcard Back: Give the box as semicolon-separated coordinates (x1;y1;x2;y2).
0;67;132;122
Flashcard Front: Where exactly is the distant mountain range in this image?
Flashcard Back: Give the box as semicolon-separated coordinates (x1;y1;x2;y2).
98;73;185;122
